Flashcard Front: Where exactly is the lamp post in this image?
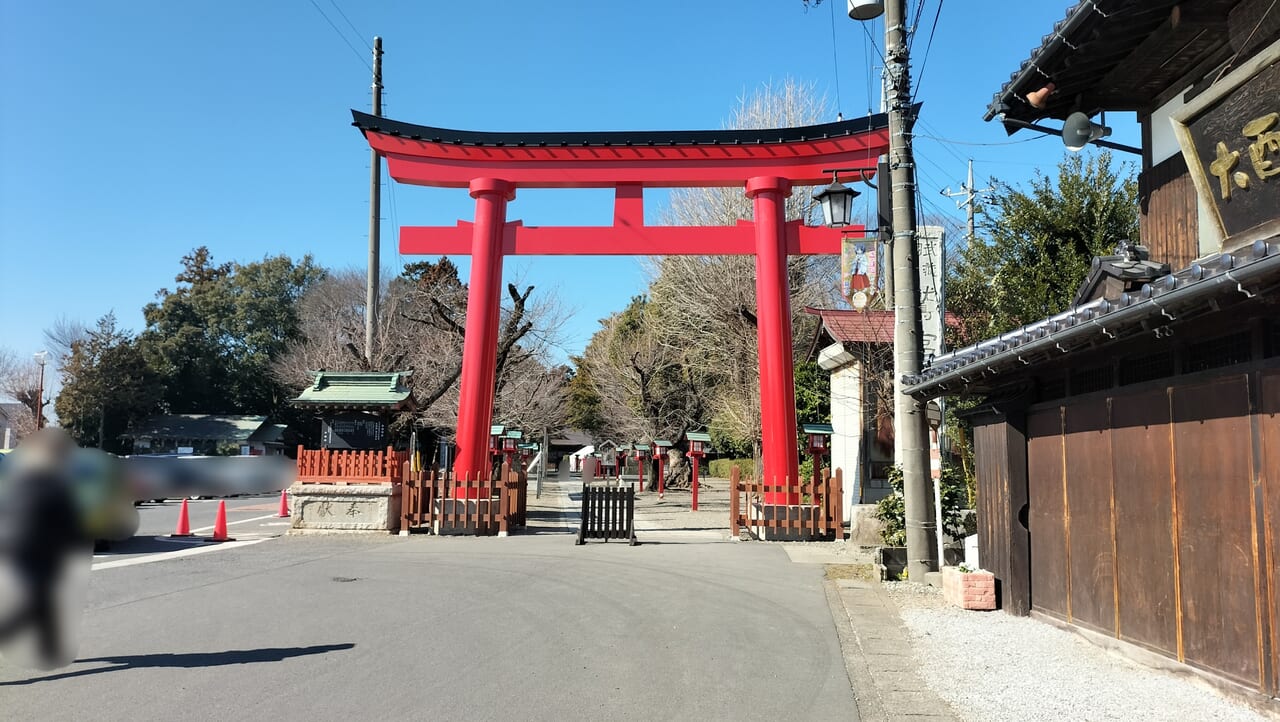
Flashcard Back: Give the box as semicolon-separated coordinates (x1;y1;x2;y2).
488;424;506;475
33;350;47;430
802;423;833;487
652;440;672;498
502;430;521;469
634;443;647;493
685;431;710;512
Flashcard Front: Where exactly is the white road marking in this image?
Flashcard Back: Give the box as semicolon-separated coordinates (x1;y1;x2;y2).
190;513;279;535
92;538;271;571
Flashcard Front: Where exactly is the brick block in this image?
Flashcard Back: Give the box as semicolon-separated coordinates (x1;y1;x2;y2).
942;566;996;610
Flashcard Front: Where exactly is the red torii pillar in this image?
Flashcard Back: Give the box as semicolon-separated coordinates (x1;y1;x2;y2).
453;178;514;479
748;177;801;505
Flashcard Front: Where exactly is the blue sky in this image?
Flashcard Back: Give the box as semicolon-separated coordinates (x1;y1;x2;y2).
0;0;1138;375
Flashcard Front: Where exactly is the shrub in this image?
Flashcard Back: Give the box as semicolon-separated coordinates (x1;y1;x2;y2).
873;464;970;546
708;458;754;479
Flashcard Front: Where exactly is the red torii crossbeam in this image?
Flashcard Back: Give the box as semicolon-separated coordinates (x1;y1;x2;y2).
354;110;892;499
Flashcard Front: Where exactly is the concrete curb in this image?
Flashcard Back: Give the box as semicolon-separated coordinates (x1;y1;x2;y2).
824;577;959;721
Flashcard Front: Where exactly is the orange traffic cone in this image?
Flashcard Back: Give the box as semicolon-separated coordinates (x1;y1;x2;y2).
276;489;290;518
210;500;235;542
170;498;193;537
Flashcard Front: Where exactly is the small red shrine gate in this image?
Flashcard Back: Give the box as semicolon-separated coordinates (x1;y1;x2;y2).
354;111;891;498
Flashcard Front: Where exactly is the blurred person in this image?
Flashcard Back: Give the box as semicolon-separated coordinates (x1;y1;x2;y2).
0;428;92;670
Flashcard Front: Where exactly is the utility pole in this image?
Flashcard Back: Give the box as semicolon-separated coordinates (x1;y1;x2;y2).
883;0;938;578
364;36;383;366
941;159;993;247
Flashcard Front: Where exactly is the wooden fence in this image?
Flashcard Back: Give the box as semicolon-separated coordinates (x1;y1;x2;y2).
296;445;409;484
401;463;528;536
576;484;637;545
729;467;843;541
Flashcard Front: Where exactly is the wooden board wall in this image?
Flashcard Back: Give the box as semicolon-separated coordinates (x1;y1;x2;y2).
1008;369;1278;694
1139;152;1200;269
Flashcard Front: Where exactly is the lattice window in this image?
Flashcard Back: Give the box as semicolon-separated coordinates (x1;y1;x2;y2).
1183;331;1253;373
1120;350;1175;385
1070;365;1115;395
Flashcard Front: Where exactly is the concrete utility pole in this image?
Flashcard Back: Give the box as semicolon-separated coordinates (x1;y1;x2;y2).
883;0;939;578
365;36;383;366
941;159;993;248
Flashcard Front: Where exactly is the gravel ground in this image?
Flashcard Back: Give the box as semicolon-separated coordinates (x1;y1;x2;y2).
884;582;1272;722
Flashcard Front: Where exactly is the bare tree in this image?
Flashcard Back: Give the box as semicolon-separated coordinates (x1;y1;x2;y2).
0;348;43;437
275;262;570;440
644;77;841;462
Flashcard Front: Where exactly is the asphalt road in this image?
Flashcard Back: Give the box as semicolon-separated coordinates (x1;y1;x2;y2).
1;531;858;721
87;495;292;568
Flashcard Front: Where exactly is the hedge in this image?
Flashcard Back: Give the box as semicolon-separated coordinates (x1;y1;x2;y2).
708;458;755;479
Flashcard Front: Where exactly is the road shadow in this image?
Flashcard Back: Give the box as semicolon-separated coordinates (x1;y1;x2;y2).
1;643;355;685
93;536;213;557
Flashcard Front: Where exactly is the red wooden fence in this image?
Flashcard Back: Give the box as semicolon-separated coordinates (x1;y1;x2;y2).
296;445;409;484
730;467;843;541
401;463;528;536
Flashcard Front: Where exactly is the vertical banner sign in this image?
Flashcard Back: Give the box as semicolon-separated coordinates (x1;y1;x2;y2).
916;226;946;363
841;238;878;309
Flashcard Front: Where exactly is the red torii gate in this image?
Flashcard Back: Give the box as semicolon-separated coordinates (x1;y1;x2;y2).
353;111;890;499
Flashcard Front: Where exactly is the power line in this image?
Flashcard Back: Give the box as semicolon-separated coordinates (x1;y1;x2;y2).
828;0;843;115
913;132;1048;147
327;0;370;51
911;0;945;105
307;0;371;72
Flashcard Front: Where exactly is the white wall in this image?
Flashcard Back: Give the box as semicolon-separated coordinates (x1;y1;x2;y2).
829;359;863;523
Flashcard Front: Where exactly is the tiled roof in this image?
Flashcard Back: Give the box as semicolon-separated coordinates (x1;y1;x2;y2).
124;415;268;442
291;371;415;409
986;0;1240;126
805;309;896;344
905;238;1280;397
805;308;959;345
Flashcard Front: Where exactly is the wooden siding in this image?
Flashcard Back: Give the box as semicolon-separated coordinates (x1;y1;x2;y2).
1004;366;1280;695
1064;398;1117;636
1027;408;1070;621
1261;369;1280;694
1110;388;1178;656
972;411;1030;615
1138;153;1200;269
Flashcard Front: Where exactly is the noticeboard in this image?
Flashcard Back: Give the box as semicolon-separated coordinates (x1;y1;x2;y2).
321;413;387;450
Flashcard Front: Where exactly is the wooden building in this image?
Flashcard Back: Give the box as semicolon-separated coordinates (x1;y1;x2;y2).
907;0;1280;699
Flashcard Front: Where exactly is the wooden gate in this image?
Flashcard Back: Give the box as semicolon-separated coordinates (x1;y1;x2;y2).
401;462;527;536
730;467;843;540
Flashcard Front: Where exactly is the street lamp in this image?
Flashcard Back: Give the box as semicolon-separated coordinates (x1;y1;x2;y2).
812;173;859;228
847;0;884;20
802;423;834;486
651;439;672;497
685;431;711;512
33;350;48;430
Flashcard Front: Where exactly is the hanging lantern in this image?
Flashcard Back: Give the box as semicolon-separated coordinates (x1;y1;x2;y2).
814;176;859;228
